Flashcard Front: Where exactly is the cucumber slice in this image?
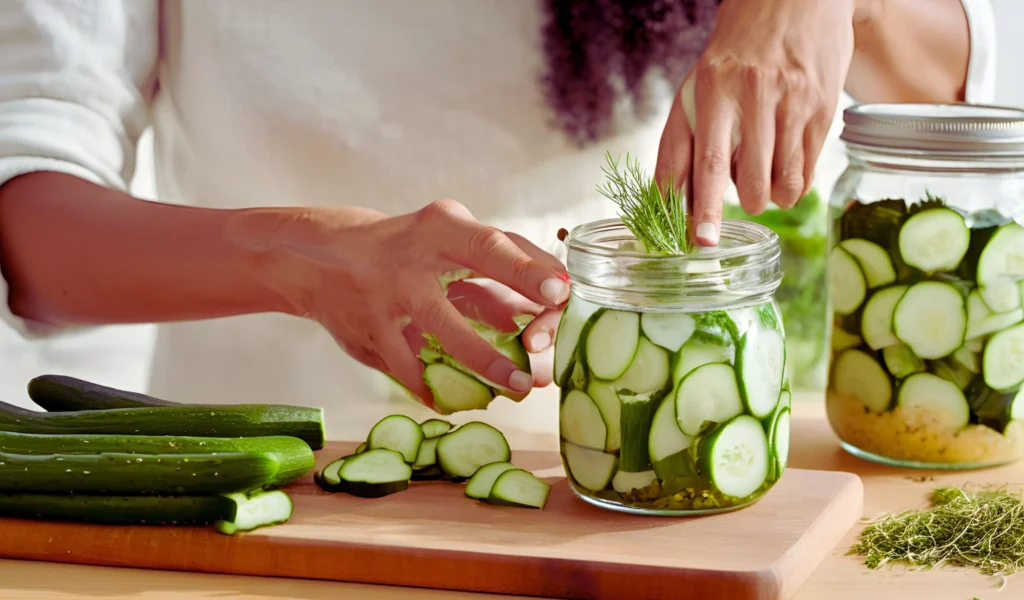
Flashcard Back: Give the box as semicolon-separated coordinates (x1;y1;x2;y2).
882;343;925;378
675;363;744;436
618;392;658;472
829;246;867;316
420;419;452;439
336;449;412;498
980;279;1021;313
585;310;641;380
367;414;424;463
586;380;621;452
640;313;696;353
896;372;970;431
931;357;974;391
861;285;908;350
831;327;862;352
648;393;692;464
562;441;617;491
567;356;589;391
486;469;551;509
736;326;785;419
769;407;790;476
967;308;1024;341
424;363;495;415
983;322;1024;391
559;390;607;451
412;436;440;470
977;223;1024;286
354;442;368;455
892;281;966;359
554;296;602;385
214;490;294;535
612;337;671;395
698;415;770;499
840;238;896;288
464;461;518;500
611;470;657;494
435;422;511;480
314;457;347;492
952;345;980;374
967;289;992;325
832;349;893;412
673;341;732;385
898;207;970;272
967;379;1024;434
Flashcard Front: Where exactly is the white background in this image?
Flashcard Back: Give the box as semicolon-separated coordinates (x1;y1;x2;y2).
1;4;1020;408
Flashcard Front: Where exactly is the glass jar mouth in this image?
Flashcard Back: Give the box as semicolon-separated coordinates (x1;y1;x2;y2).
564;218;783;312
565;218;779;261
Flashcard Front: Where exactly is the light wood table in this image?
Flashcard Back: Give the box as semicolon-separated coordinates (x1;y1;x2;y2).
2;394;1022;600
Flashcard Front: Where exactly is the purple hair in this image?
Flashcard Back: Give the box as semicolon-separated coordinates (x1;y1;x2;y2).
540;0;722;146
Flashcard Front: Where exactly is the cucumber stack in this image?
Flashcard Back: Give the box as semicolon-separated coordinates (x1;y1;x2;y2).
0;374;326;533
828;196;1024;461
554;295;790;511
314;415;551;510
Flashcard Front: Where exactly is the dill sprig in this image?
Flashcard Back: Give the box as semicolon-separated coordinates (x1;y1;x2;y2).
595;152;691;254
851;485;1024;577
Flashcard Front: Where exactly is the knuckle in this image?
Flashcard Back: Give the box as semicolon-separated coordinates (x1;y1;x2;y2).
410;294;450;333
774;173;805;207
697;147;731;176
509;254;534;286
467;226;508;258
417;198;465;224
741;179;771;205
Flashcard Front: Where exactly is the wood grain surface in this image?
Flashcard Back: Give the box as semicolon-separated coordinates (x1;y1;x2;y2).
0;439;862;600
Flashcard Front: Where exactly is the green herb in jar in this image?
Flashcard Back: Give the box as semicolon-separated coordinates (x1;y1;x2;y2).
852;485;1024;576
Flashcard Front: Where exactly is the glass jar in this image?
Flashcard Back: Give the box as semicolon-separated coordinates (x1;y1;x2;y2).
827;103;1024;469
556;218;787;515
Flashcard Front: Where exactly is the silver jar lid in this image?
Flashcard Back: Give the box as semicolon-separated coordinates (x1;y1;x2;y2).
840;103;1024;156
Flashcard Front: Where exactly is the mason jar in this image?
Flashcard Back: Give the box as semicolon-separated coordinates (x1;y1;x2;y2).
827;103;1024;469
556;218;787;515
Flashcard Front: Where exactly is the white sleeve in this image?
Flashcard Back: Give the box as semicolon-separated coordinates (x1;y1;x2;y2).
0;0;159;338
961;0;997;103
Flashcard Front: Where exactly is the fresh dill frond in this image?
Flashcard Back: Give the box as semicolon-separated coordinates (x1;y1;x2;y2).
851;485;1024;577
595;152;691;254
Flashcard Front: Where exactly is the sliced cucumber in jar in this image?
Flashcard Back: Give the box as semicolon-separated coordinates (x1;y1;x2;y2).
829;245;867;316
554;296;602;385
585;310;640;380
640;312;696;353
892;281;966;359
648;392;693;466
698;415;770;499
882;343;925;379
675;363;744;436
980;278;1021;313
983;322;1024;391
611;470;657;494
977;223;1024;286
735;326;785;419
586;380;621;452
831;327;862;352
612;337;671;395
931;357;974;391
618;392;659;472
860;285;908;350
769;407;790;476
559;390;607;451
562;441;617;491
896;372;970;431
673;341;733;386
832;348;893;412
967;378;1024;434
840;238;897;288
898;207;970;273
952;345;980;374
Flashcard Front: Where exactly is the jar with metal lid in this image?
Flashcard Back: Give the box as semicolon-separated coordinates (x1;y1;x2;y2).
555;218;787;515
827;103;1024;469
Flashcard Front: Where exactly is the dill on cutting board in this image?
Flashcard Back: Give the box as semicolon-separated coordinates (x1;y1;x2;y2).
595;152;691;254
852;485;1024;577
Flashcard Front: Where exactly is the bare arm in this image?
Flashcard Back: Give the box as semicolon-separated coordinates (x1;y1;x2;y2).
0;172;301;327
848;0;974;103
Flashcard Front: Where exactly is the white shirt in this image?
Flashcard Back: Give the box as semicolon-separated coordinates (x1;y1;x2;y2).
0;0;997;445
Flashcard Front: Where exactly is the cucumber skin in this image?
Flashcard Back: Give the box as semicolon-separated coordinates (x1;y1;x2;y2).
0;451;280;495
28;375;179;411
0;431;314;488
0;401;326;450
0;493;240;525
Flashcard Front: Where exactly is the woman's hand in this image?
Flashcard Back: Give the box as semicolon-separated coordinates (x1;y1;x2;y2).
226;199;568;409
655;0;874;246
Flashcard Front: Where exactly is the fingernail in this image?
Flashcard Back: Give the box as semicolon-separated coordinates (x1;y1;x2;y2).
509;370;534;393
529;332;551;351
696;222;719;245
540;277;570;305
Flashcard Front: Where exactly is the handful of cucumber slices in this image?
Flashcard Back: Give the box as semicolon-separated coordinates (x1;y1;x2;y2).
0;374;326;533
314;415;552;510
829;195;1024;456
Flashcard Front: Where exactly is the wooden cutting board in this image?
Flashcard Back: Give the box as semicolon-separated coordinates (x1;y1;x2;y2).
0;443;863;600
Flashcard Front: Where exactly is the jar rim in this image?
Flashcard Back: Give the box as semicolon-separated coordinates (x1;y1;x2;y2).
565;217;779;261
840;103;1024;156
